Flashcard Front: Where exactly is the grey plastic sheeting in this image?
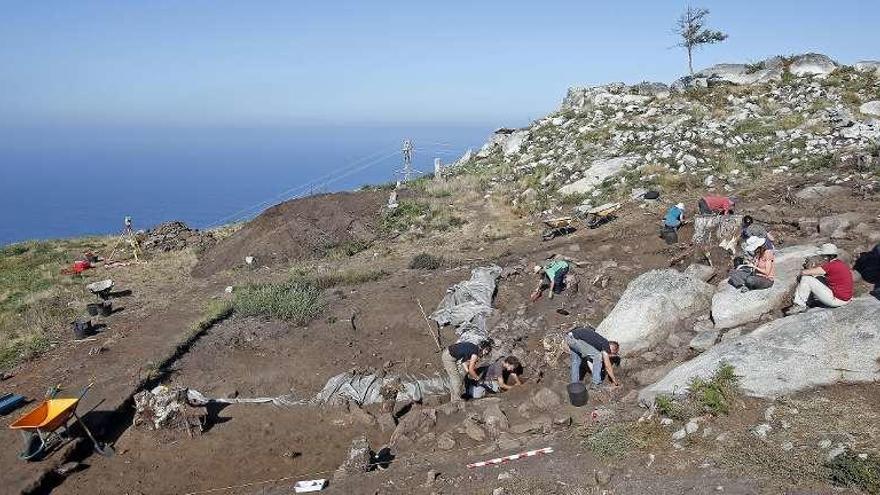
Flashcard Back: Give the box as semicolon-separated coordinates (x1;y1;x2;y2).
311;372;451;406
430;265;502;344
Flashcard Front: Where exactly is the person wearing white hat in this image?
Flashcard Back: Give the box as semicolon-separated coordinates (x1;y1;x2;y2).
727;236;774;291
663;202;686;230
785;243;854;315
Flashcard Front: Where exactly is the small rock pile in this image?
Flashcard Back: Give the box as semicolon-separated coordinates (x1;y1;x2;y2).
140;221;213;253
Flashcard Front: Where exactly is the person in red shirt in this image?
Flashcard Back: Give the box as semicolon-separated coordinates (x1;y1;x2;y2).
786;243;854;315
698;195;736;214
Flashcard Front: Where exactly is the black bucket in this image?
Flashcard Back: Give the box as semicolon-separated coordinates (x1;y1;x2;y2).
567;382;589;407
72;319;91;340
99;302;113;317
86;303;101;316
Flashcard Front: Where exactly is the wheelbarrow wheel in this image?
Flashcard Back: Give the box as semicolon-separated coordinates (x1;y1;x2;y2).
18;431;46;461
541;228;556;241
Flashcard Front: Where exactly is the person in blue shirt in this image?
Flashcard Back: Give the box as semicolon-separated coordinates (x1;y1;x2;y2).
663;203;686;229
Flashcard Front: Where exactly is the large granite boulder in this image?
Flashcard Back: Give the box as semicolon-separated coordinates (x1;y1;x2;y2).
597;269;714;355
640;297;880;404
711;245;815;330
558;156;636;196
694;62;783;85
788;53;838;77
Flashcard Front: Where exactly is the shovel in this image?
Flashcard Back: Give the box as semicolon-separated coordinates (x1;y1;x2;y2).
74;384;115;457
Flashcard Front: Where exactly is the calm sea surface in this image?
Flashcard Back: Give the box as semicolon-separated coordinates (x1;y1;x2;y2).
0;125;490;245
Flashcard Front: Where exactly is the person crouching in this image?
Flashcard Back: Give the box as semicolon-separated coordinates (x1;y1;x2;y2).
441;339;491;403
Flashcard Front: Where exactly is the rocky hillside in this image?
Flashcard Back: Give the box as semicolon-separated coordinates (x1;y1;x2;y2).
454;53;880;211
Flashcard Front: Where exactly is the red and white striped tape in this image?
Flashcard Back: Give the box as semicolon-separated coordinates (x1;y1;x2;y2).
466;447;554;468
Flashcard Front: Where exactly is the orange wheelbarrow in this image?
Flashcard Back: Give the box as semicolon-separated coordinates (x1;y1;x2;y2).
9;384;114;461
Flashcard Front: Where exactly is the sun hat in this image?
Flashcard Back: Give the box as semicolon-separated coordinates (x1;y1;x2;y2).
744;236;766;254
817;243;838;256
675;202;685;210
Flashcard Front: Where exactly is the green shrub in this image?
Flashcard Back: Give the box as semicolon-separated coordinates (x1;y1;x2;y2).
409;253;443;270
233;279;324;324
827;450;880;494
688;362;739;415
654;363;740;418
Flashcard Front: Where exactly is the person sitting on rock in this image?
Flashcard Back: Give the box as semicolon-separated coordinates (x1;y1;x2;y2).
530;259;576;301
727;237;775;291
441;339;491;403
470;355;524;399
697;195;736;215
564;325;620;389
663;203;686;230
785;243;853;315
741;215;775;250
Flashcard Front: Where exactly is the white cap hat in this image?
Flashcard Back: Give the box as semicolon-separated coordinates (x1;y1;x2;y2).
744;236;766;253
675;202;685;210
817;243;838;256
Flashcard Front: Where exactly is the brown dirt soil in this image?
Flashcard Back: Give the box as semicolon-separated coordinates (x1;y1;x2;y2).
6;172;880;495
192;191;388;278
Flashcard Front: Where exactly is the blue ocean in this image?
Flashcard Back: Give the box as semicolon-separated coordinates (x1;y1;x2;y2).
0;125;491;245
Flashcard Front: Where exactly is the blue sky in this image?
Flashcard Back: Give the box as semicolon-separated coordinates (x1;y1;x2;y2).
1;1;877;128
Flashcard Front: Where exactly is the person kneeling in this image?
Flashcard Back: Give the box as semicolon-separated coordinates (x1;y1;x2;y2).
785;243;853;315
470;356;523;399
727;236;774;292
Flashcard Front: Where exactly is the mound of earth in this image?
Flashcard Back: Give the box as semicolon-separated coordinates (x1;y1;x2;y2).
193;191;386;277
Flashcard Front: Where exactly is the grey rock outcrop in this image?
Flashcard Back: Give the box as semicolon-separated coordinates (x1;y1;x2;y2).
788;53;838;77
861;101;880;117
641;297;880;404
333;435;372;482
689;330;720;353
694;62;783;86
795;185;847;201
597;269;714;354
711;245;816;330
684;263;715;282
819;213;864;238
558;156;636;196
855;61;880;76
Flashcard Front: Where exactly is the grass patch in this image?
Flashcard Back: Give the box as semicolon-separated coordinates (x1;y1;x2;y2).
583;422;666;459
654;363;740;418
191;299;233;333
827;450;880;494
0;238;113;371
322;239;370;259
585;425;638;459
409;253;443;270
381;200;466;235
233;279;324;324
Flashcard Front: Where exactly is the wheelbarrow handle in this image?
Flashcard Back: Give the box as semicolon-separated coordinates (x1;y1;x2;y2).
77;382;95;402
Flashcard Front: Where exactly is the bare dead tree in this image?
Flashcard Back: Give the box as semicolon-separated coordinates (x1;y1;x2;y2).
674;6;728;75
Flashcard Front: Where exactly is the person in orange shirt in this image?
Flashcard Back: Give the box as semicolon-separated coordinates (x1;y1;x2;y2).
698;195;736;214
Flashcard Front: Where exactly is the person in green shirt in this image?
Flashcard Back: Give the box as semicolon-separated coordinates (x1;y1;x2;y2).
530;259;574;301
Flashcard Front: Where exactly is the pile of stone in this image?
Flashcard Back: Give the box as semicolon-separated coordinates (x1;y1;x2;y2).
140;221;213;253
